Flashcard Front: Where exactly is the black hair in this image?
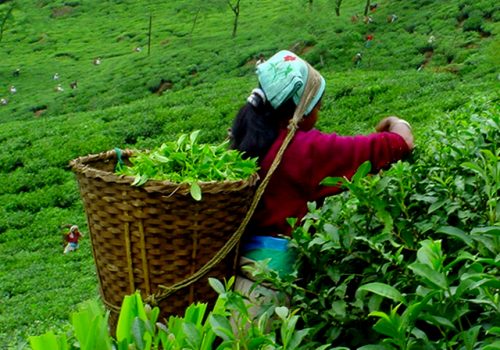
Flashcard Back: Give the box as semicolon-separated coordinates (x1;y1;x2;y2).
230;96;296;160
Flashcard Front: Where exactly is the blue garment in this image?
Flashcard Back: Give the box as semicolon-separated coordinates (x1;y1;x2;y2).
241;235;296;276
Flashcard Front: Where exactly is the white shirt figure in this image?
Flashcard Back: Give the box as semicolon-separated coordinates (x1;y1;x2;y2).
0;98;7;105
55;84;64;92
428;35;436;44
93;58;101;65
53;73;60;80
9;86;16;94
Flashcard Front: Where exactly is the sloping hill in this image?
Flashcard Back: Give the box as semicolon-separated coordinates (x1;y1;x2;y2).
0;0;498;347
0;0;497;122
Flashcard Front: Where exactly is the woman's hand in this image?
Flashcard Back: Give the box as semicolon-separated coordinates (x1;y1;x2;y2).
376;116;414;150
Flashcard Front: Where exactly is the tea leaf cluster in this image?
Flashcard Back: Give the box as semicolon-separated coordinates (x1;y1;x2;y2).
29;278;311;350
117;130;258;200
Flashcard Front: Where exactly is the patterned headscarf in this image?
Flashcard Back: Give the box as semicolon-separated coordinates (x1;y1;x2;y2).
256;50;326;116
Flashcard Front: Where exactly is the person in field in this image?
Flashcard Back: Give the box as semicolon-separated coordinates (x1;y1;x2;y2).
64;225;84;254
229;49;413;312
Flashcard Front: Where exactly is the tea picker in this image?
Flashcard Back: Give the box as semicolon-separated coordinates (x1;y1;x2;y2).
63;225;84;254
229;50;413;318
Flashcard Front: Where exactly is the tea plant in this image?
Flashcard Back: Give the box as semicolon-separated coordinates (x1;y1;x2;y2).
258;100;499;349
28;277;313;350
1;0;498;345
116;130;258;200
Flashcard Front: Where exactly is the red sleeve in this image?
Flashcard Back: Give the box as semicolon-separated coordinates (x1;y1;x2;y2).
306;130;410;200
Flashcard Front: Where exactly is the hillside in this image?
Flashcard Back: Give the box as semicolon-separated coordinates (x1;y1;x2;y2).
1;0;498;122
0;0;498;347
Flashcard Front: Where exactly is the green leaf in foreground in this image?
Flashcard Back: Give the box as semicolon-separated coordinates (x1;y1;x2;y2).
357;282;405;304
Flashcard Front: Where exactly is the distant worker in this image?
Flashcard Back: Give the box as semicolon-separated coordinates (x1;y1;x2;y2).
93;57;102;65
134;47;142;52
369;3;378;12
53;73;60;80
363;15;374;24
70;81;78;89
387;14;398;23
365;34;374;48
9;85;16;94
13;68;20;77
55;84;64;92
353;52;362;66
428;35;436;44
64;225;84;254
0;98;7;105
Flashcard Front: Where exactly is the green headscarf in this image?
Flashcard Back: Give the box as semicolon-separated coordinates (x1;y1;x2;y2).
256;50;326;116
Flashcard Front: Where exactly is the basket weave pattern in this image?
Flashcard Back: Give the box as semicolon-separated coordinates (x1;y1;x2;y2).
70;150;256;323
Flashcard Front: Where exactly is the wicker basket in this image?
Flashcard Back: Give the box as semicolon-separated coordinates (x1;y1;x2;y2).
70;149;258;329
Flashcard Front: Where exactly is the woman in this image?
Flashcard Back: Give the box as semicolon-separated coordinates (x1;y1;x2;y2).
229;50;413;308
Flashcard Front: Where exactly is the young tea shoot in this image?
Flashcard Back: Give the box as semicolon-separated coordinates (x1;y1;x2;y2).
116;130;258;200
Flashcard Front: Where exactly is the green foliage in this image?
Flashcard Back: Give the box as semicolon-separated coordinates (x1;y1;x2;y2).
117;130;258;200
262;101;499;348
0;0;498;346
28;278;312;350
29;299;111;350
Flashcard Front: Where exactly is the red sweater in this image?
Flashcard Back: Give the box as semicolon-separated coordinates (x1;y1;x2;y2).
249;128;410;237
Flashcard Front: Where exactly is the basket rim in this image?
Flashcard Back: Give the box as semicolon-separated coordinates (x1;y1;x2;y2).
69;148;259;194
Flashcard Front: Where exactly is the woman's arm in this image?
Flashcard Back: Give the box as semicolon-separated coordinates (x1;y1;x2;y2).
375;116;414;150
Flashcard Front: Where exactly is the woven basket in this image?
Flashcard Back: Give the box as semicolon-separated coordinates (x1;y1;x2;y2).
70;149;258;329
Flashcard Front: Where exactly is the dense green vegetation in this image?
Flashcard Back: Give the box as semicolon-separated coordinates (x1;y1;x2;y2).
282;100;499;348
0;0;498;348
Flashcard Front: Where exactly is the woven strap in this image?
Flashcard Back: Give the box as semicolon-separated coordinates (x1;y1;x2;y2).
147;63;323;305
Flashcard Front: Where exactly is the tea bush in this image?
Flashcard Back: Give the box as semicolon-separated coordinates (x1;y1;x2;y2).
258;100;499;349
29;278;312;350
1;0;498;346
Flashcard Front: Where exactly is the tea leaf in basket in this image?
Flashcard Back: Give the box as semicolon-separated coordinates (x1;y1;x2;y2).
116;131;258;200
190;182;202;201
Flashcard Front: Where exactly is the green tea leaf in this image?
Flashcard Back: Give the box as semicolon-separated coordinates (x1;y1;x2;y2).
208;314;234;341
462;325;481;350
408;262;448;290
437;226;474;247
471;226;500;236
370;315;400;339
182;322;202;349
357;282;405;303
190;130;201;145
190;182;202;201
320;176;345;187
131;318;147;350
416;239;444;271
208;278;225;295
275;306;289;320
420;314;457;329
29;331;67;350
352;161;372;182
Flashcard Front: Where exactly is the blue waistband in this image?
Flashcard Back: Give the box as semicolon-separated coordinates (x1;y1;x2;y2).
242;235;289;252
